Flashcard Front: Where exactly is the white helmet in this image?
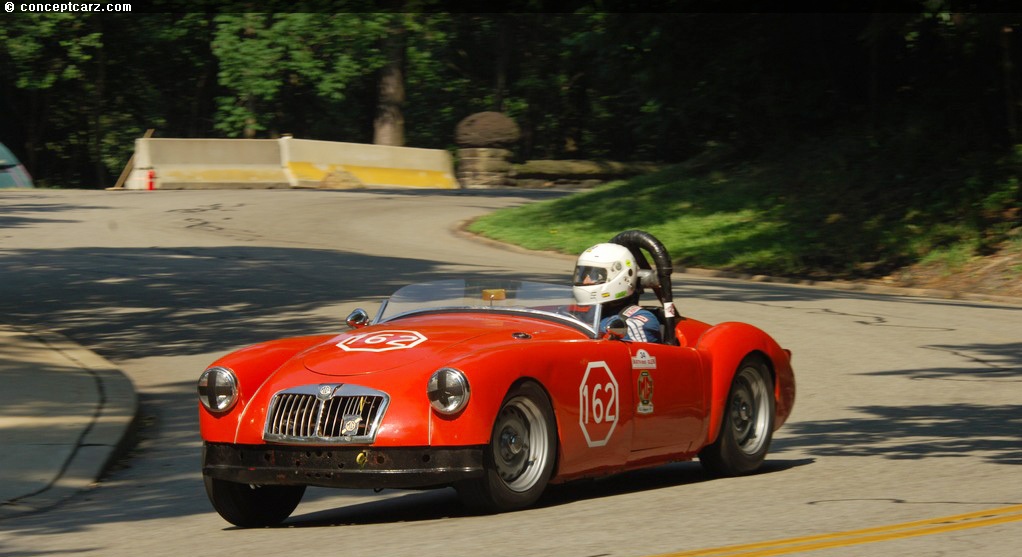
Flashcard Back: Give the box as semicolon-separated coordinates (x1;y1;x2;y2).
572;243;636;305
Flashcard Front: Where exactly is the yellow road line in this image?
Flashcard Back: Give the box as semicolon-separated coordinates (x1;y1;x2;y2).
658;504;1022;557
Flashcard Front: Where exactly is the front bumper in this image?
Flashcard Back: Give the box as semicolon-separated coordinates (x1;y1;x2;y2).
202;442;485;489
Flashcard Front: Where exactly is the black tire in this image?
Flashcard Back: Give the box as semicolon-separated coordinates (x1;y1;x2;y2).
457;381;557;513
699;354;775;477
203;475;306;528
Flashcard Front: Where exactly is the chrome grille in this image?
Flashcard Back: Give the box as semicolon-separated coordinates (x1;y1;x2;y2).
263;384;389;444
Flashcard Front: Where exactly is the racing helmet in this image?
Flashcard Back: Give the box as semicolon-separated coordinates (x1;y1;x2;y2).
572;243;636;305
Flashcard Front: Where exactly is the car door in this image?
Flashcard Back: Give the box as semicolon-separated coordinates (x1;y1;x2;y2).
626;342;706;457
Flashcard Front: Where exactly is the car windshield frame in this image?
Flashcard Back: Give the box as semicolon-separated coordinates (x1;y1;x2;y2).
374;279;603;337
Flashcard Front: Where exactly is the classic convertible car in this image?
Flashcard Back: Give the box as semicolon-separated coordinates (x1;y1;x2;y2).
198;231;795;527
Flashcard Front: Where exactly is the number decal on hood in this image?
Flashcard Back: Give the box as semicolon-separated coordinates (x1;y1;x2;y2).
336;330;428;352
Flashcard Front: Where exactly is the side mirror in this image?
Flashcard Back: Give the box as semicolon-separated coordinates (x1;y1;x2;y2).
345;308;370;329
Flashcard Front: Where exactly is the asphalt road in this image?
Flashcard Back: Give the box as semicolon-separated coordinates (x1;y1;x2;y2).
1;188;1019;557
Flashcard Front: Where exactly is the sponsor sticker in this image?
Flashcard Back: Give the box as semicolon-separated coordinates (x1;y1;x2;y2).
637;371;654;415
631;349;657;369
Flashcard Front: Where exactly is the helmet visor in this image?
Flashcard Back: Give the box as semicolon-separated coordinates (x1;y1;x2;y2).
573;265;608;286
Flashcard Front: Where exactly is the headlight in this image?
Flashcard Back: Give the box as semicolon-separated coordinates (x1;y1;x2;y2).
427;367;470;415
197;366;239;413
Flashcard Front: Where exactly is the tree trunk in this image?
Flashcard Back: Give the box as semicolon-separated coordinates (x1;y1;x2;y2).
1002;25;1018;144
493;14;510;112
92;17;108;187
190;13;218;137
374;20;406;146
866;13;884;134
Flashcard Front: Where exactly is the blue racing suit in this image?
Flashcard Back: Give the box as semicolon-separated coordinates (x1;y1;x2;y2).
599;305;661;343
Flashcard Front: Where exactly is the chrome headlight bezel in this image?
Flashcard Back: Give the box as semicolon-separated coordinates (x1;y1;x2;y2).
427;367;470;415
197;366;239;413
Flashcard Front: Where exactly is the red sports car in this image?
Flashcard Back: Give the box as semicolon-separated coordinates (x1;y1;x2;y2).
198;231;795;527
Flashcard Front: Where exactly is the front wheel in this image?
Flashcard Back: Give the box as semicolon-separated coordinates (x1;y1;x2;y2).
699;354;775;476
457;381;557;513
204;475;306;527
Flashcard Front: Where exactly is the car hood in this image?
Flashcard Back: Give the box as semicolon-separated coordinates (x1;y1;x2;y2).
302;312;585;376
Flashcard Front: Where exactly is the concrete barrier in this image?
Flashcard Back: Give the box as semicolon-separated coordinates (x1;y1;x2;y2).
125;139;291;190
124;137;457;190
282;138;457;189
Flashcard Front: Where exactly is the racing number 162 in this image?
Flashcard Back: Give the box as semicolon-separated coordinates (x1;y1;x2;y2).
342;332;418;347
580;382;617;425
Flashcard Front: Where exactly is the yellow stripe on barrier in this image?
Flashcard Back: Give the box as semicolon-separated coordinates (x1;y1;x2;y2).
286;162;457;189
344;165;457;189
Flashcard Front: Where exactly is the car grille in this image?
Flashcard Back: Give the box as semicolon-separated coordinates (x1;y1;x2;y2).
263;384;389;444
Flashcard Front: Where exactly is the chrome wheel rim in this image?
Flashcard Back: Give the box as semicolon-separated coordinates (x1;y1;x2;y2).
730;365;770;455
492;396;549;492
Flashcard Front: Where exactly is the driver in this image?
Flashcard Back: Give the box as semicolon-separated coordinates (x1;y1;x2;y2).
572;243;661;343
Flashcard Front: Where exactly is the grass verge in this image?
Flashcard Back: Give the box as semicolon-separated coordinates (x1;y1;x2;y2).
467;138;1021;281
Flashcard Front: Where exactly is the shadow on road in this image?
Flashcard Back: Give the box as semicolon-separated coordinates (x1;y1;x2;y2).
277;458;813;529
774;340;1022;466
0;199;111;230
774;403;1022;466
0;386;210;536
866;342;1022;382
0;245;564;360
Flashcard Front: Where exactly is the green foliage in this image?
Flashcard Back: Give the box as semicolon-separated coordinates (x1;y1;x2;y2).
470;126;1022;279
2;14;85;89
210;13;391;138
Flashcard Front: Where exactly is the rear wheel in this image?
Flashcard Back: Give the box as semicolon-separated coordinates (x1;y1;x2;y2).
203;475;306;527
457;381;557;513
699;354;774;476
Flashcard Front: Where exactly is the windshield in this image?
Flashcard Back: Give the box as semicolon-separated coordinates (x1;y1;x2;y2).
376;279;601;335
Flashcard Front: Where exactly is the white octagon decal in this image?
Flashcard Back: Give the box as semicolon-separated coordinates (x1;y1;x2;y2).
579;361;619;448
336;330;427;352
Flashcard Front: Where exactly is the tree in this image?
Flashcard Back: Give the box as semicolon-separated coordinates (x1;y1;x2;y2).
211;13;391;140
0;13;218;187
3;8;1022;190
1;14;104;185
374;16;406;146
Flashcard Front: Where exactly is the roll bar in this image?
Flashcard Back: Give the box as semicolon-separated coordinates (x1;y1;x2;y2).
610;230;678;345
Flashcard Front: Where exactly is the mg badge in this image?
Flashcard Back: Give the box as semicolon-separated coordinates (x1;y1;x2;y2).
341;415;363;435
318;385;334;398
